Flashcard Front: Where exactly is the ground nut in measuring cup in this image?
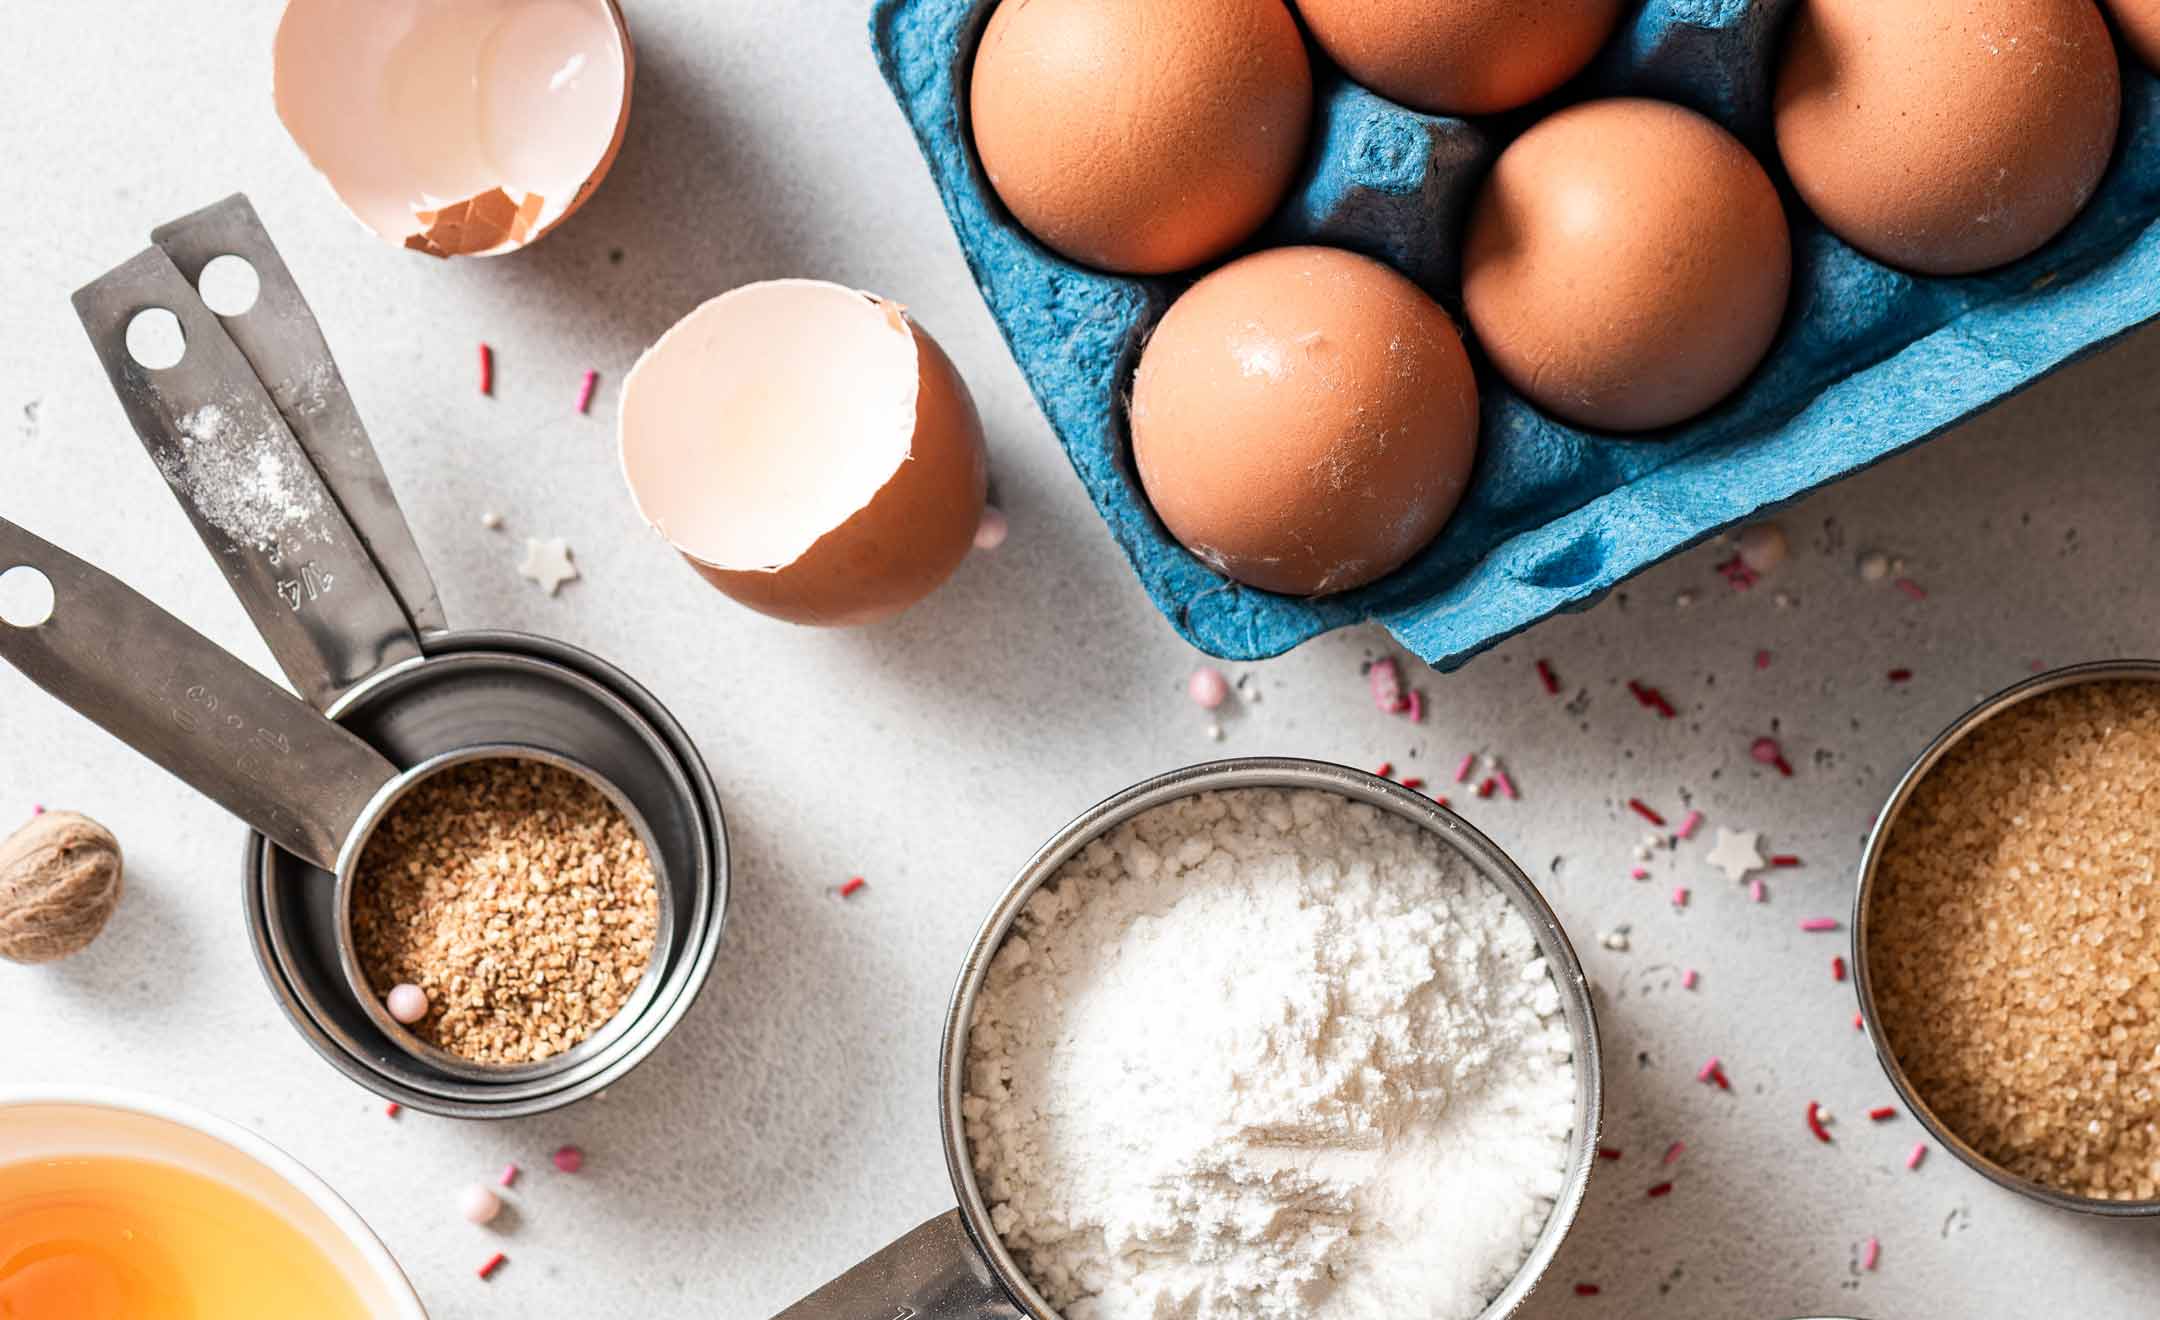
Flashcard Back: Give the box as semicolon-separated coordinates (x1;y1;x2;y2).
0;196;726;1117
774;759;1602;1320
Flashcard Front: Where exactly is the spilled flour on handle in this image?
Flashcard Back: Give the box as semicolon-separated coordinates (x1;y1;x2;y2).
964;788;1577;1320
166;403;331;554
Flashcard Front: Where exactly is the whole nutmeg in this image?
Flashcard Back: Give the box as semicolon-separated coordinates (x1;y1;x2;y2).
0;811;124;964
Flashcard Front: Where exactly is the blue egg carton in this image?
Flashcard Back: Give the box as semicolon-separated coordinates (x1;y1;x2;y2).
871;0;2160;668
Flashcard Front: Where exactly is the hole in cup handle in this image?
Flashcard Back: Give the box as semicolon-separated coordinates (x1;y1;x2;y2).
0;566;56;628
768;1208;1027;1320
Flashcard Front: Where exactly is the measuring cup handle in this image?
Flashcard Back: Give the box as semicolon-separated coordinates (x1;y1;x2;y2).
0;516;400;872
770;1210;1026;1320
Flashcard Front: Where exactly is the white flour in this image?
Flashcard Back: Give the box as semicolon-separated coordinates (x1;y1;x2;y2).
963;788;1577;1320
167;402;329;553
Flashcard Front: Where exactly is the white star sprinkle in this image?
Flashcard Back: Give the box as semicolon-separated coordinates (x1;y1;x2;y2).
1707;827;1766;883
518;537;579;596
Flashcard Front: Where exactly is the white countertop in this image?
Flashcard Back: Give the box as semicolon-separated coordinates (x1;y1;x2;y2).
3;3;2155;1317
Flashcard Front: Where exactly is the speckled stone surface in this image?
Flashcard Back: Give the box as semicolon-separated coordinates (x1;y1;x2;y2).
2;3;2157;1319
874;0;2160;668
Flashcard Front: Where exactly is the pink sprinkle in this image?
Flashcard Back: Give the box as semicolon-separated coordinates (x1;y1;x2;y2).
1754;649;1772;670
1862;1237;1881;1272
1750;736;1794;776
1188;667;1230;710
1800;918;1842;932
1894;577;1928;601
1497;769;1518;800
1677;809;1703;840
552;1144;583;1174
478;342;493;396
1907;1143;1929;1171
384;1102;401;1119
1368;658;1408;714
1696;1057;1723;1084
1672;886;1690;907
1630;866;1650;881
31;804;45;816
1682;969;1699;990
498;1163;520;1188
1454;752;1476;784
1405;689;1425;723
1750;879;1766;903
1663;1141;1686;1165
575;368;598;414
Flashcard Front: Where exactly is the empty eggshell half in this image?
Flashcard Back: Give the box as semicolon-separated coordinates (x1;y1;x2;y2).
273;0;633;257
619;281;989;626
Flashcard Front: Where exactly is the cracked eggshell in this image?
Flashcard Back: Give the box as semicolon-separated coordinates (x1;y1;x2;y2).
274;0;633;257
619;281;989;627
1131;246;1479;598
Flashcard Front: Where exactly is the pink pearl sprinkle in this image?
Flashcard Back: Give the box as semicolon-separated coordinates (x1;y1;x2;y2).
973;506;1009;552
386;984;429;1024
1672;886;1690;907
1187;667;1230;710
552;1145;583;1174
460;1184;503;1225
1750;737;1784;766
1681;969;1699;990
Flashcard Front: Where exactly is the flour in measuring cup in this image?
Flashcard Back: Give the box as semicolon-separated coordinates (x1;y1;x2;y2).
963;788;1577;1320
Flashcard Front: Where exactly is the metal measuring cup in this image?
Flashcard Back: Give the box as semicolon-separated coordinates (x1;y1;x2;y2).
1854;659;2160;1217
11;195;728;1115
774;758;1605;1320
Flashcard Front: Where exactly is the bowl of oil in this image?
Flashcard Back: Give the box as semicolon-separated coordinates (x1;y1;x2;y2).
0;1089;425;1318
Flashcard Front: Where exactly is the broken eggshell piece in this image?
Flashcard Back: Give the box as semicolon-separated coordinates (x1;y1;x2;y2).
273;0;633;257
619;281;989;626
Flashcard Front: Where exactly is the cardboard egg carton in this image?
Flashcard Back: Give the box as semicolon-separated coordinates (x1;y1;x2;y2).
872;0;2160;667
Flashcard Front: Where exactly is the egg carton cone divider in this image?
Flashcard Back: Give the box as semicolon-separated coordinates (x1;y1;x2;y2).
71;194;442;710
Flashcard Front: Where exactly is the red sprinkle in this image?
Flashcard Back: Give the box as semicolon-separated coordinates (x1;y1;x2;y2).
1887;668;1914;684
1751;736;1795;777
384;1102;401;1119
1536;659;1561;695
1646;1181;1675;1198
1628;680;1678;719
575;368;599;415
1375;762;1395;779
1869;1107;1898;1122
1574;1284;1602;1297
838;876;867;899
1832;956;1848;982
1598;1146;1625;1161
1627;798;1667;826
1663;1141;1686;1165
1893;577;1928;601
1710;1065;1731;1091
1854;1012;1866;1030
552;1144;583;1174
1770;855;1803;868
1476;777;1497;799
1806;1101;1834;1144
478;342;494;396
478;1252;507;1281
1399;776;1426;790
1755;649;1772;670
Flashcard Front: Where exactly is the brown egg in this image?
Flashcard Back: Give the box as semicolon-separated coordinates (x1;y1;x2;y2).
1131;247;1479;597
619;282;988;627
1775;0;2121;276
1294;0;1625;115
970;0;1312;275
2103;0;2160;69
1463;98;1791;433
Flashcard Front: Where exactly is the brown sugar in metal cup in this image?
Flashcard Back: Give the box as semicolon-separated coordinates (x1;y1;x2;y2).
1854;661;2160;1216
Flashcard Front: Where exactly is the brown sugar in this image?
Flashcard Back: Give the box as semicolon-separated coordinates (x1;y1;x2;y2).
1868;679;2160;1201
350;757;660;1066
